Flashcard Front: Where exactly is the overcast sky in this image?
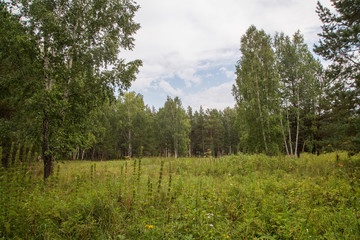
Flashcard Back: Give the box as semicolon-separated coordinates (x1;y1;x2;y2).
122;0;333;111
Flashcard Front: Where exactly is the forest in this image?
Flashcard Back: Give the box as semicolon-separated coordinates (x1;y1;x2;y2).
0;0;359;239
1;0;359;174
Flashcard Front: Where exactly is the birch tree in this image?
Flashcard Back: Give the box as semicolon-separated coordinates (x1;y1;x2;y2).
233;26;281;155
6;0;142;178
118;92;147;158
274;31;321;157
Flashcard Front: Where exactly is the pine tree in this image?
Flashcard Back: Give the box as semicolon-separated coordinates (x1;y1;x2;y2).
315;0;360;153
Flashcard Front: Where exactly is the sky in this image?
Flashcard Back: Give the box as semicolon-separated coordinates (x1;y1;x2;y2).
122;0;333;111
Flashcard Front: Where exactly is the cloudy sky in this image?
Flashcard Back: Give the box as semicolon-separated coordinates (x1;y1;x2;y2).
122;0;333;111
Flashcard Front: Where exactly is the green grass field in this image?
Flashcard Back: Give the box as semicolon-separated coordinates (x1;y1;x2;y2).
1;153;360;239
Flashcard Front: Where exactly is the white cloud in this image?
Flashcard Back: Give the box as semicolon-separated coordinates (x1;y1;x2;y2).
157;80;184;96
220;67;236;79
183;81;235;110
123;0;333;109
177;68;202;87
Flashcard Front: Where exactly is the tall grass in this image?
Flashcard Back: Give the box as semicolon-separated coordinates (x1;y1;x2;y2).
0;151;359;239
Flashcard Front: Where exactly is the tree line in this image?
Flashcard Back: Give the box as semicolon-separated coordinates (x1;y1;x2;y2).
82;93;239;160
1;0;359;178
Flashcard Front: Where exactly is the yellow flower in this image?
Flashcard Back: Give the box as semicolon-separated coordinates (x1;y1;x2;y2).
145;225;154;229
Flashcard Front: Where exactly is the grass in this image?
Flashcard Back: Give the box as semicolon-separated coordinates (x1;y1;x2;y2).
1;152;360;239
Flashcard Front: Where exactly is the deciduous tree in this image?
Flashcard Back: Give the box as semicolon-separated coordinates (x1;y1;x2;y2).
5;0;142;178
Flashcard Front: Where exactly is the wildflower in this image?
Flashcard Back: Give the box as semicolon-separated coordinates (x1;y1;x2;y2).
205;213;214;219
145;225;154;229
208;224;214;227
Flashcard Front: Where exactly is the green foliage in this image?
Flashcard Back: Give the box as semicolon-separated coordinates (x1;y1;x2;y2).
274;31;322;156
314;0;360;153
233;25;357;157
233;26;282;155
1;152;359;239
188;106;239;157
315;0;360;83
0;3;42;150
157;97;191;158
1;0;142;178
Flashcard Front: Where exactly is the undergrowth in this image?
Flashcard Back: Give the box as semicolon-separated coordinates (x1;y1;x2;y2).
1;148;360;239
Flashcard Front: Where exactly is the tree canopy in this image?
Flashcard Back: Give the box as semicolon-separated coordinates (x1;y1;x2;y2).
1;0;142;178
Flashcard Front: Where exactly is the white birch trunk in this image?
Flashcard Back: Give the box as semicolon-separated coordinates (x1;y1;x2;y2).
286;99;294;157
295;88;300;158
255;73;268;153
280;115;290;157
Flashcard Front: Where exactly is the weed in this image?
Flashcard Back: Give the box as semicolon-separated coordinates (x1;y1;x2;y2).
0;153;359;239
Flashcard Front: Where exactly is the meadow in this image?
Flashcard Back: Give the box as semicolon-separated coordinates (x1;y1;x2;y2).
1;152;360;239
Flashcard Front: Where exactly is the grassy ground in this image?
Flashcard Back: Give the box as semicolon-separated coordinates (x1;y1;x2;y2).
1;152;360;239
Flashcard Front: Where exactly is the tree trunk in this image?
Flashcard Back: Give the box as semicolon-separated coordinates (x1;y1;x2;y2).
316;79;323;156
295;89;300;158
91;147;95;160
302;141;306;153
42;116;52;180
286;102;294;157
42;36;53;180
280;115;290;157
264;77;272;144
254;73;268;153
202;126;205;153
128;128;132;157
188;142;191;157
174;131;178;158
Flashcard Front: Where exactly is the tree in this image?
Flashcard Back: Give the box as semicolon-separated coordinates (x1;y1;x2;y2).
314;0;360;153
222;107;239;155
117;92;155;158
190;106;207;156
233;26;281;155
0;3;43;166
88;102;117;160
187;106;194;157
6;0;142;178
204;109;225;157
274;31;322;157
314;0;360;86
157;97;190;158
